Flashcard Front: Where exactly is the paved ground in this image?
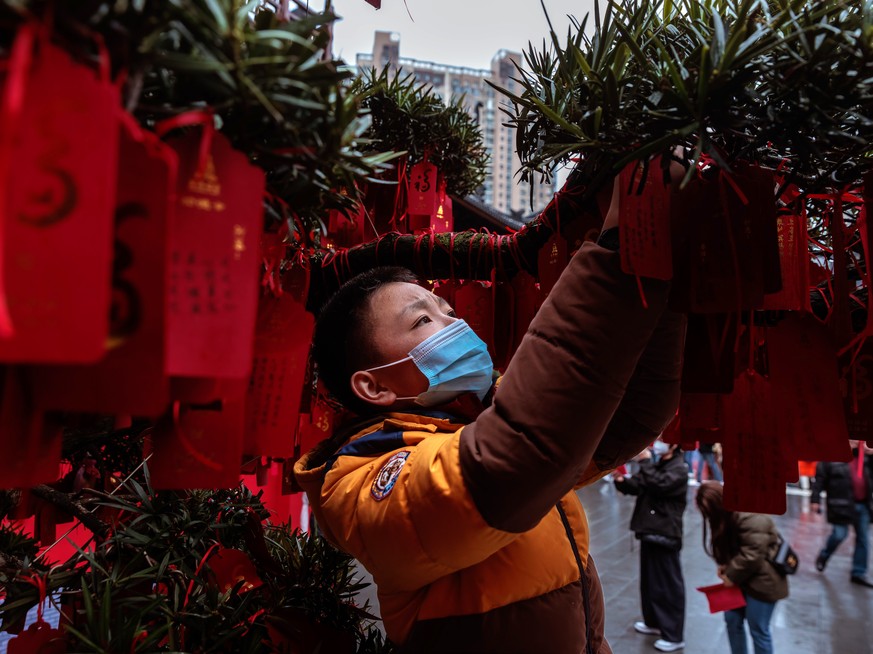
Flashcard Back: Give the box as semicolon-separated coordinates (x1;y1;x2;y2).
582;480;873;654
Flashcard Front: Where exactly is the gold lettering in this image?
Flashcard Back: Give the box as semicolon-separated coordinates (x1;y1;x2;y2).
233;224;247;260
186;155;222;197
180;196;227;213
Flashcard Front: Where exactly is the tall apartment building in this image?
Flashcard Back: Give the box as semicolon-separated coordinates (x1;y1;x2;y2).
357;31;555;217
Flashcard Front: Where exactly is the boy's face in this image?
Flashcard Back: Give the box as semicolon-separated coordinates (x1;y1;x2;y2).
350;282;458;405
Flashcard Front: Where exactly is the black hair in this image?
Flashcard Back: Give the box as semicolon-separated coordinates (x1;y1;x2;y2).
313;266;420;415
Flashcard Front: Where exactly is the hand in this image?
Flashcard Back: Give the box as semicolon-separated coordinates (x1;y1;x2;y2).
600;153;688;239
599;176;621;232
717;570;734;587
614;475;625;483
811;503;821;514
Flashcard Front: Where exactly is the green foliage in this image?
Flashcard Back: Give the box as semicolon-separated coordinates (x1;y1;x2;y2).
352;67;490;197
0;524;43;572
0;469;392;653
497;0;873;190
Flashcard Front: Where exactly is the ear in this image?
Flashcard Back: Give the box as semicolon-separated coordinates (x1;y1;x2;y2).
350;370;398;407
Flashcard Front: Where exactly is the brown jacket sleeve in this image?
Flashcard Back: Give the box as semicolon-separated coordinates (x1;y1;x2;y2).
458;241;673;532
590;309;686;472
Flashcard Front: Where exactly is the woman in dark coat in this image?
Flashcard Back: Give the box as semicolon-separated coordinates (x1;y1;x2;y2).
696;482;788;654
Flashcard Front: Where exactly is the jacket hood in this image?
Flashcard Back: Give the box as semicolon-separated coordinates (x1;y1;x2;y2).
293;411;467;498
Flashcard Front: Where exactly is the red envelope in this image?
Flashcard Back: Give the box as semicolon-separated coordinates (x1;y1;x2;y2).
297;402;335;455
282;457;300;495
763;208;809;311
767;314;852;462
839;342;873;446
821;193;855;350
491;273;515;372
510;270;542;361
7;620;66;654
454;282;495;361
0;368;62;488
170;376;222;404
407;160;438;215
283;408;333;494
207;547;263;593
679;167;772;313
537;232;569;297
0;27;119;363
432;192;454;232
681;313;736;394
660;413;682;445
678;427;708;454
561;200;603;257
735;164;780;300
31;115;175;416
407;213;430;233
679;393;723;430
697;583;746;613
721;371;787;515
619;158;672;280
433;279;460;307
164;127;264;379
361;178;399;237
149;394;245;489
245;277;314;457
860;176;871;336
327;202;367;249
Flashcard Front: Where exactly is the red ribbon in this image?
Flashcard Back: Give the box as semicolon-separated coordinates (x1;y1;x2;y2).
0;22;40;339
155;110;216;176
23;573;47;623
172;402;223;472
391;158;409;232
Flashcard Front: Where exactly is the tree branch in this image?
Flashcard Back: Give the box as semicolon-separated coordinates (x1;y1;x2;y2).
30;485;109;539
305;168;608;309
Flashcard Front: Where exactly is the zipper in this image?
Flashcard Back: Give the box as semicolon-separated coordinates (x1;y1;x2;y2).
557;501;594;654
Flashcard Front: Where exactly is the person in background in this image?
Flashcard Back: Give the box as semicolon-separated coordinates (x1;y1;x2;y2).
811;441;873;587
696;482;788;654
697;441;723;484
683;443;698;483
614;440;688;653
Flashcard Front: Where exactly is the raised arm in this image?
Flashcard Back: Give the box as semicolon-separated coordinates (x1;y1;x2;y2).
458;217;672;531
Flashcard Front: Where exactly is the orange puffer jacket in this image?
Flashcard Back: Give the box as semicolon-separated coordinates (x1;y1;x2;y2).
295;242;686;653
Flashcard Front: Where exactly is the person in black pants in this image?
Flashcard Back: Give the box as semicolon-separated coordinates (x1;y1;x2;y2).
615;440;689;652
811;441;873;587
697;441;723;483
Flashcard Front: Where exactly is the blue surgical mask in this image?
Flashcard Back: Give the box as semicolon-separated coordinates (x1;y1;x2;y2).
652;440;671;461
366;320;494;407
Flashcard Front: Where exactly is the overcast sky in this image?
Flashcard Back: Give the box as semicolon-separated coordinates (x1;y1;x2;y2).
329;0;599;70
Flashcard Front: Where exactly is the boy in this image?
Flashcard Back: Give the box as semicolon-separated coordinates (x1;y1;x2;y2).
294;176;686;652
